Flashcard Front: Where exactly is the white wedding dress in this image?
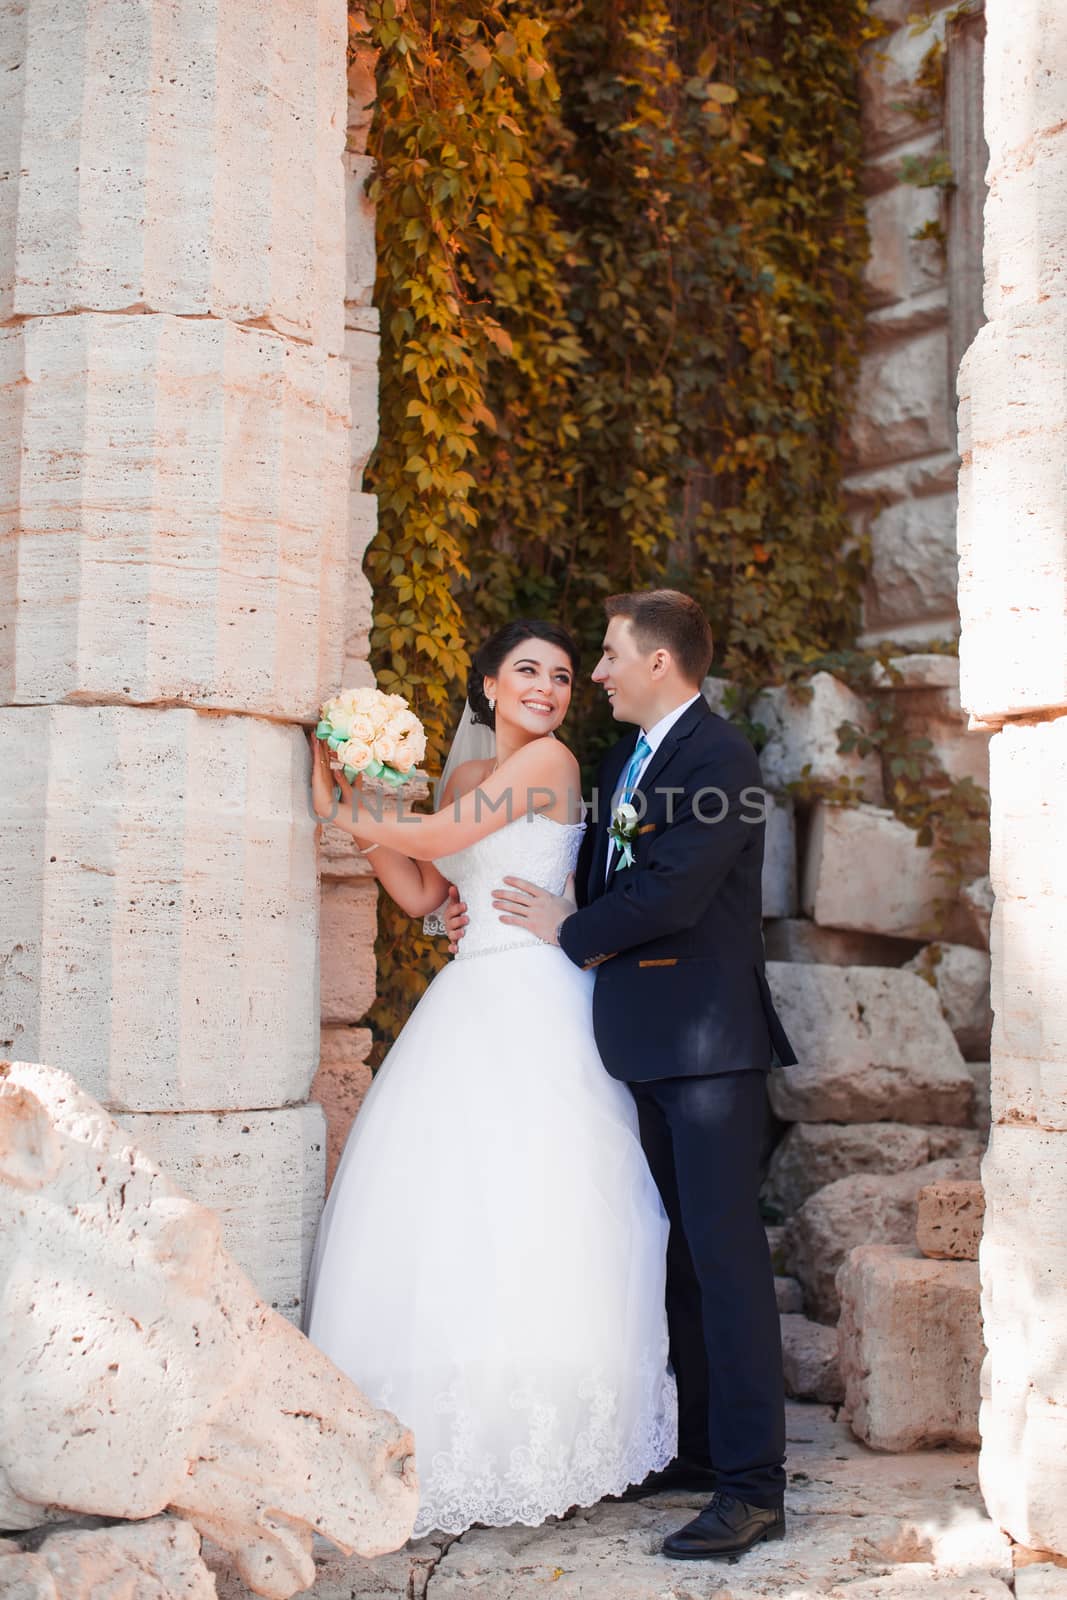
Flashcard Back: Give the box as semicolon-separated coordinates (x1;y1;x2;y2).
305;812;677;1538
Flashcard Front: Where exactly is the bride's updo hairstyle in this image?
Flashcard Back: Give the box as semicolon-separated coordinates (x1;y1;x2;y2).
468;620;580;729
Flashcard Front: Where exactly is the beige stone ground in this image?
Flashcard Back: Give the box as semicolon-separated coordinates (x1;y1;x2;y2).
208;1403;1021;1600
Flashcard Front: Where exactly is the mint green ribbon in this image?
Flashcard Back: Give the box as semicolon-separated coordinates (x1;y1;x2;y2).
317;722;413;788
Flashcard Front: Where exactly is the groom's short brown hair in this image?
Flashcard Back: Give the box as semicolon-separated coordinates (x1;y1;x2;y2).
605;590;713;685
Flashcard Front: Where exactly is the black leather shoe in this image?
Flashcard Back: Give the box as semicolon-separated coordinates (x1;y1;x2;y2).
617;1459;720;1501
661;1491;785;1559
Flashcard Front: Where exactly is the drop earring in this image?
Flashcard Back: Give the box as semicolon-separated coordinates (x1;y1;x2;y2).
487;696;496;711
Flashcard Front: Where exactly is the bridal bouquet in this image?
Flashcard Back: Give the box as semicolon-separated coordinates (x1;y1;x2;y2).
316;687;426;787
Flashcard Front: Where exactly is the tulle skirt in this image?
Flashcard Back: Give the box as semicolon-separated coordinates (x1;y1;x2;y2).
305;944;677;1537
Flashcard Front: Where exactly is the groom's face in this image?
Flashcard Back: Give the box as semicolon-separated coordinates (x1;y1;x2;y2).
592;618;658;727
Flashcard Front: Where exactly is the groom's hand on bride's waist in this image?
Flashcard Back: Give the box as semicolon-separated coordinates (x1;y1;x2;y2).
492;875;577;947
443;884;469;953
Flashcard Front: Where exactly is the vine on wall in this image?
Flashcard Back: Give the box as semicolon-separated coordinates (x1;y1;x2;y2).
356;0;885;1049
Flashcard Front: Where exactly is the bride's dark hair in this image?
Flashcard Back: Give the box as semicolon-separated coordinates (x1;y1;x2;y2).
468;620;580;729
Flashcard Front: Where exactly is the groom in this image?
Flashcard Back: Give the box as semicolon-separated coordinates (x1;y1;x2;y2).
478;589;796;1559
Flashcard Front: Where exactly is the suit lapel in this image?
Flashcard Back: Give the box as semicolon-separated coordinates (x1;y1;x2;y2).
587;735;637;902
633;696;710;806
589;699;711;898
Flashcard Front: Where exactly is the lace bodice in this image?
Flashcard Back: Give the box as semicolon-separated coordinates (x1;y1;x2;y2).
435;812;585;958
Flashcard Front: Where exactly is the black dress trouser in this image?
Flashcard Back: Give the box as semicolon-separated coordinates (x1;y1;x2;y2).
628;1068;786;1508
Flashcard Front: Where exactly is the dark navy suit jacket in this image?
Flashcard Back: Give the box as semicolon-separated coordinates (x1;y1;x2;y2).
557;698;796;1082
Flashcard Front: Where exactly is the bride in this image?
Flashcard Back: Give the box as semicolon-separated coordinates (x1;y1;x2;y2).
304;619;676;1538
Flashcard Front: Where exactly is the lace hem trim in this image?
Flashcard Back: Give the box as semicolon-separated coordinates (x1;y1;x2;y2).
394;1367;678;1539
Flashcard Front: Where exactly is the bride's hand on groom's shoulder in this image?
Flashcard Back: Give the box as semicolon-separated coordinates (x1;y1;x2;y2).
443;884;468;953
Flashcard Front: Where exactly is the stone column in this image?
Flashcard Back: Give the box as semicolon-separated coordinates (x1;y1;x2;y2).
956;0;1067;1556
0;0;355;1320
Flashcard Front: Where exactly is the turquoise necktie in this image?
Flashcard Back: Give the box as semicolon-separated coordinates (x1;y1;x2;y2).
607;734;651;875
619;734;652;805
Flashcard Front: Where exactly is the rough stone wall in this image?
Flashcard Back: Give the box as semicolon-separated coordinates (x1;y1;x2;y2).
956;0;1067;1557
850;0;988;647
754;1;998;1439
0;0;356;1321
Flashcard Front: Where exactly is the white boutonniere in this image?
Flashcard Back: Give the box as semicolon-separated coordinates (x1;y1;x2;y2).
609;801;640;870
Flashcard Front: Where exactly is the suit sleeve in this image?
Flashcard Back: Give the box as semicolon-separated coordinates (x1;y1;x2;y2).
557;740;762;968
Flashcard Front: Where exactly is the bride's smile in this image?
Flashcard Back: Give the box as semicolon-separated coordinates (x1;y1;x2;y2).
482;645;575;749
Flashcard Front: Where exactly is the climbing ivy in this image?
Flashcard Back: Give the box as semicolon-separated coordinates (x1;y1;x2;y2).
356;0;885;1050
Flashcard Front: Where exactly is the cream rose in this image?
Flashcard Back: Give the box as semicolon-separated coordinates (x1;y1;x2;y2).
337;736;373;772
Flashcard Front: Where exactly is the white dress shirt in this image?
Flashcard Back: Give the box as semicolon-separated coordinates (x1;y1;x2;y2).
605;691;703;879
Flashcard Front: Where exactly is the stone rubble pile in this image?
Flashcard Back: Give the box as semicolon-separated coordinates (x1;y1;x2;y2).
706;657;993;1444
0;1061;418;1600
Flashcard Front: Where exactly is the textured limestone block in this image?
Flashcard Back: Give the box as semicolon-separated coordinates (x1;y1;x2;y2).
762;919;920;967
869;657;991;790
320;879;379;1024
916;1180;985;1261
765;1225;786;1272
347;328;380;483
700;676;740;717
838;1245;982;1450
765;1122;982;1218
343;492;378;680
850;329;952;471
865;183;946;309
0;0;346;351
0;706;319;1113
860;11;947;155
960;876;993;950
312;1026;374;1187
981;0;1067;320
863;495;960;637
120;1105;326;1320
1014;1566;1067;1600
786;1158;980;1324
775;1276;803;1314
0;1517;215;1600
753;673;885;803
802;803;947;940
988;724;1067;1132
845;450;961;517
0;1062;418;1595
761;793;798;919
869;656;961;693
347;36;378;158
346;152;378;313
780;1313;843;1404
944;0;988;385
766;962;974;1126
979;1123;1067;1555
905;944;993;1061
319;823;377;883
968;1062;991;1141
957;312;1067;720
0;315;348;717
865;289;951;355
